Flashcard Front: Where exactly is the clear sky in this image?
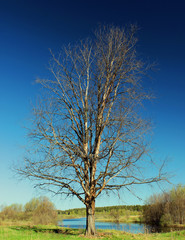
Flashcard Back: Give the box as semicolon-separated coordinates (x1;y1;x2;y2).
0;0;185;210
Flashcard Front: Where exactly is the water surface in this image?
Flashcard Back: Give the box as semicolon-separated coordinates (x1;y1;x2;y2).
58;218;150;234
58;218;185;233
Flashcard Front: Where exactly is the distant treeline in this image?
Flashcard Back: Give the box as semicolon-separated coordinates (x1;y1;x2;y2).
58;205;144;215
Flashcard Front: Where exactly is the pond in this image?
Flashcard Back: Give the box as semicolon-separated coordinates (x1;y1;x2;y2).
58;218;152;234
58;218;185;234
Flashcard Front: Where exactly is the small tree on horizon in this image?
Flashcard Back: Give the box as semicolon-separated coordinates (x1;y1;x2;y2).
17;25;166;235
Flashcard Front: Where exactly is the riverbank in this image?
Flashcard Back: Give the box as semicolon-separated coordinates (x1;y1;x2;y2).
1;225;185;240
59;212;142;224
95;215;142;223
58;205;143;224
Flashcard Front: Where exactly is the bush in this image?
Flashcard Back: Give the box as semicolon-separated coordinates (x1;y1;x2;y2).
33;197;57;225
0;204;23;221
160;213;173;227
143;185;185;226
0;197;57;225
110;209;120;223
24;198;40;212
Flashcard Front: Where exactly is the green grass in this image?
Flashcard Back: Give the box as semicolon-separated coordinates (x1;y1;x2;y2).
0;226;84;240
1;225;185;240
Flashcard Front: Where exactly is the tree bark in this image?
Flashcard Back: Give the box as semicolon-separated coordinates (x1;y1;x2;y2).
85;199;96;236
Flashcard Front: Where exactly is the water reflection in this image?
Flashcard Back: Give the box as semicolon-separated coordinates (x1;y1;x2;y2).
58;218;150;233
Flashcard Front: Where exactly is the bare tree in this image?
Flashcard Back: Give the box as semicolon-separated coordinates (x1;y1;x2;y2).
17;25;166;235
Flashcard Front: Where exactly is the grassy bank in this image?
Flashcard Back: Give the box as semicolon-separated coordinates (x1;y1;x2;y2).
95;214;142;223
1;225;185;240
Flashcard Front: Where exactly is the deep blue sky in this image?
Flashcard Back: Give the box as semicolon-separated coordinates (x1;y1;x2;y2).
0;0;185;210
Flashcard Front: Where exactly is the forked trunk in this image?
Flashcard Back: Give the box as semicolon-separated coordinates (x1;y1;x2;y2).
85;199;96;235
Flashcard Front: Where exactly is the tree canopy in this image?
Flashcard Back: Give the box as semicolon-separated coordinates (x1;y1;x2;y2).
17;25;166;235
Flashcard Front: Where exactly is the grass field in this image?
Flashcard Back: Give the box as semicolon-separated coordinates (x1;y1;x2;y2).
1;225;185;240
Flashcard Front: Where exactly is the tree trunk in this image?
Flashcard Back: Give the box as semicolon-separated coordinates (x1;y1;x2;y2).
85;199;96;236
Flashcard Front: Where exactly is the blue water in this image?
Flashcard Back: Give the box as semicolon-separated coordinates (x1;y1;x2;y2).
58;218;151;233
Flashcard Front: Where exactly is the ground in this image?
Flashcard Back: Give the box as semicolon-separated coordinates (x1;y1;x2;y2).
1;225;185;240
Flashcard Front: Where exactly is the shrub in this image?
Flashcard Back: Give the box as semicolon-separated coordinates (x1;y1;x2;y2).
0;204;23;221
143;193;165;225
33;197;57;225
24;198;40;212
110;209;120;223
160;213;173;227
143;185;185;226
0;197;57;224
